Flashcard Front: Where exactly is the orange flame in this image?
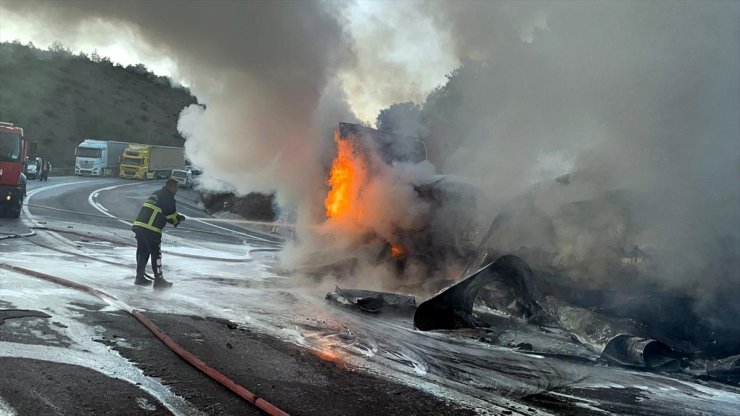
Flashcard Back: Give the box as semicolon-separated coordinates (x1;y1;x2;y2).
325;130;367;220
391;244;406;258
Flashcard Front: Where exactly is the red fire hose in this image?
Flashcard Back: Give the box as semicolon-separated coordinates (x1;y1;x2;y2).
0;262;289;416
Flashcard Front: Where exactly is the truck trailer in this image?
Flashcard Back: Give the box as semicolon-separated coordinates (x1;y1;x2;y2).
75;140;130;176
119;144;185;180
0;121;33;218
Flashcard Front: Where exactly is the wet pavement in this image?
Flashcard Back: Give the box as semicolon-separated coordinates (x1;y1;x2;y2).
1;177;739;415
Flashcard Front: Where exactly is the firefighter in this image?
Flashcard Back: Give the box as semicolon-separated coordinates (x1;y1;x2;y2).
132;179;185;288
41;161;51;181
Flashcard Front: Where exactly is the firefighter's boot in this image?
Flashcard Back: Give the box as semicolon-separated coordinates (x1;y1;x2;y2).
134;274;152;286
153;276;173;289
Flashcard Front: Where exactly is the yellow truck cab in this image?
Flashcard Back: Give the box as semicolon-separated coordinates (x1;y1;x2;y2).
119;144;186;180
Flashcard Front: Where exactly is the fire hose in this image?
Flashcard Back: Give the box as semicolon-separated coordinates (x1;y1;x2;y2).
0;229;35;241
0;262;290;416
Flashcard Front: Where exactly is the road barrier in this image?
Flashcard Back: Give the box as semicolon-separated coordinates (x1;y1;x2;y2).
49;168;75;176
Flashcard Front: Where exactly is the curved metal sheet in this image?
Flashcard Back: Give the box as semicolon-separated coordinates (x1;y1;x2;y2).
413;255;542;331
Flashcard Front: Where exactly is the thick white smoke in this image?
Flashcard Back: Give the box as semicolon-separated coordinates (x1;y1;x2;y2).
1;0;356;215
373;2;739;316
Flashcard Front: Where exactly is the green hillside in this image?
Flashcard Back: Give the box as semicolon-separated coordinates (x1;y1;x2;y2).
0;42;197;169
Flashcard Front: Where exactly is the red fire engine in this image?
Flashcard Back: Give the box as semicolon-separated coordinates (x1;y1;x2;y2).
0;121;32;218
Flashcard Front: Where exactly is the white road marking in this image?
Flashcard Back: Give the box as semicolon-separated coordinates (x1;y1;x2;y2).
87;182;143;227
22;179;272;250
88;183;248;251
24;180;100;247
24;180;91;201
89;182;276;242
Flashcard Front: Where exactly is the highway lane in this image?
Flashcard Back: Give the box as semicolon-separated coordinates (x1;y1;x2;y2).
25;176;135;230
23;176;282;246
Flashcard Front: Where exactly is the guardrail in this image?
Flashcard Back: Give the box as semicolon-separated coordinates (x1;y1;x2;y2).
40;168;120;177
49;168;75;176
25;168;75;178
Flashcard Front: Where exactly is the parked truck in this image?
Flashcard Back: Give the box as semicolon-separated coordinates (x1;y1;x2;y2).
0;121;34;218
119;144;185;180
24;156;42;179
75;139;130;176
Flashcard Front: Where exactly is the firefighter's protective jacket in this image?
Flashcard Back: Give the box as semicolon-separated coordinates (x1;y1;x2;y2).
132;187;181;234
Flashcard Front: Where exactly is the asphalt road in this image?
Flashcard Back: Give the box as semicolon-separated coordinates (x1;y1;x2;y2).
1;176;739;416
0;176;476;416
20;176;281;245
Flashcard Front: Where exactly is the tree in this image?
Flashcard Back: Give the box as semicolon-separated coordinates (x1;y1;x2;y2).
49;41;71;56
126;63;149;75
90;49;102;63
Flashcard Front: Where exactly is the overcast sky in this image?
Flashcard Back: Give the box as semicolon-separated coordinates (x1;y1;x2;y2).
0;0;460;123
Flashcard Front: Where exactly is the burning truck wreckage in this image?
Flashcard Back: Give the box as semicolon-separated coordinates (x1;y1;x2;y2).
2;1;738;414
293;122;739;389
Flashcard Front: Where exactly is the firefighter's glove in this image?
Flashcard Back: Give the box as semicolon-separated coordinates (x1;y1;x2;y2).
175;214;186;227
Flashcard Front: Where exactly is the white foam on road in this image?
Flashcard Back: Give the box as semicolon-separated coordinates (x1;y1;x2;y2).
0;396;17;416
1;270;204;416
0;342;204;416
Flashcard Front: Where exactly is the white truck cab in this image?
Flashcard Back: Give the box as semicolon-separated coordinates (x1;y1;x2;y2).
75;140;129;176
75;140;106;175
170;169;193;188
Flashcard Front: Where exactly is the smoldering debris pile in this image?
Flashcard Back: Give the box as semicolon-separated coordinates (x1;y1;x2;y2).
326;254;740;384
201;191;276;222
326;287;416;314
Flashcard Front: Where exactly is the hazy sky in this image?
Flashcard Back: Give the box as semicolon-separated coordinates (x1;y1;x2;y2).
0;5;178;78
0;0;459;123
